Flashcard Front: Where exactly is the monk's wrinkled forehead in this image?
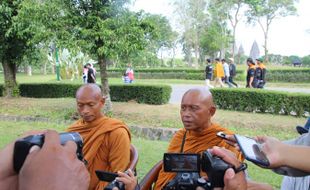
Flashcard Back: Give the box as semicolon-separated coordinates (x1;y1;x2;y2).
76;84;102;100
181;88;213;105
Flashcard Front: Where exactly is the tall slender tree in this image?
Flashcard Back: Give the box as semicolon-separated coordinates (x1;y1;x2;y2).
246;0;297;62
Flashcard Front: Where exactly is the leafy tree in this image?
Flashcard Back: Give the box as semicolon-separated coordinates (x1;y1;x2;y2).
200;20;231;58
211;0;247;61
268;53;284;65
207;1;233;59
173;0;207;68
301;55;310;67
27;0;154;111
0;1;28;97
245;0;297;62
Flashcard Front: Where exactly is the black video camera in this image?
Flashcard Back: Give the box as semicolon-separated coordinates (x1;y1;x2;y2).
163;150;232;190
13;132;85;173
96;170;127;190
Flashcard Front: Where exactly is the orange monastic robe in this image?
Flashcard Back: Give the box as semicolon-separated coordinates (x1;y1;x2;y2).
154;123;243;190
67;116;131;190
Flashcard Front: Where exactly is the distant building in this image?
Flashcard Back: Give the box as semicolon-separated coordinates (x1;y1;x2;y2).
292;58;302;67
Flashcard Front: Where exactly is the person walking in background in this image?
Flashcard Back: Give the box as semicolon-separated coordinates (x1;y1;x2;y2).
222;59;234;88
228;58;238;87
255;58;267;88
213;58;225;87
86;63;96;83
204;58;214;89
126;64;134;83
82;65;88;84
246;58;257;88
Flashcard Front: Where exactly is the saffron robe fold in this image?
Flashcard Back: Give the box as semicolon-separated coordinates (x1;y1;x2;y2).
154;123;243;190
67;116;131;190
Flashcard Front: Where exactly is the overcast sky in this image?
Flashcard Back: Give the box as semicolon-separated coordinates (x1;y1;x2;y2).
131;0;310;57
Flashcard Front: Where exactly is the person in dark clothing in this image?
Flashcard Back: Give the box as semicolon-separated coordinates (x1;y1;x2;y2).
246;58;257;88
228;58;238;88
86;63;96;83
255;58;267;88
205;58;214;88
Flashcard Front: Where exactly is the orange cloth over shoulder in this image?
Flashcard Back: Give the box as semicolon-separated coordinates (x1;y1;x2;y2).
154;123;243;190
67;116;131;190
258;63;266;69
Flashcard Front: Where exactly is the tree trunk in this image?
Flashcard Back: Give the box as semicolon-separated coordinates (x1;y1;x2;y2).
264;30;269;63
1;60;18;97
27;66;32;76
98;55;112;113
232;25;237;61
43;62;47;75
51;64;55;74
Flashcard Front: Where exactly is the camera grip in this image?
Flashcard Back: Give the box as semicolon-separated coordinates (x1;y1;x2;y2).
13;136;43;173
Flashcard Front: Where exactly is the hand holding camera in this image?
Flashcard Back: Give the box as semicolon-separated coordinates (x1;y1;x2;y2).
163;148;247;190
13;131;86;173
0;130;89;190
96;169;137;190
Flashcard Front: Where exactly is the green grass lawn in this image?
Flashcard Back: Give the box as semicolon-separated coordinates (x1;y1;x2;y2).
0;97;307;189
0;121;282;189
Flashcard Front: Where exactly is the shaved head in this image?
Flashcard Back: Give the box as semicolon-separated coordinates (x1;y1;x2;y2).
182;87;214;106
76;84;105;122
76;84;102;99
180;87;216;132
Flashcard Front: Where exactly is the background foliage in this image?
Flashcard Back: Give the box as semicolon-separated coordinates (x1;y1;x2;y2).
211;88;310;117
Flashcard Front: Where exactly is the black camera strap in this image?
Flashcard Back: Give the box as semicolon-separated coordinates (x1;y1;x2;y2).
180;130;188;153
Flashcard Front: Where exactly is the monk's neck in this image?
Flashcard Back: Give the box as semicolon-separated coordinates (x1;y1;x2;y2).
190;122;212;134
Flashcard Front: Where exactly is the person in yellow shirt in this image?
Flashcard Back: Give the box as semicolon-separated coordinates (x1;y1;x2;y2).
213;58;225;87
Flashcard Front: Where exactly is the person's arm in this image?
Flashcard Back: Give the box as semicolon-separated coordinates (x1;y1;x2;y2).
0;130;45;190
257;136;310;172
0;141;18;190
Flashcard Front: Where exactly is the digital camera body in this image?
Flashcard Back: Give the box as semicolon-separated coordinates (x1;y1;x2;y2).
96;170;127;190
164;172;211;190
163;150;231;190
13;132;85;173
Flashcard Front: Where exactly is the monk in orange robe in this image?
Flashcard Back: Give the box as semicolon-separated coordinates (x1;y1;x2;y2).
67;84;131;190
154;88;244;190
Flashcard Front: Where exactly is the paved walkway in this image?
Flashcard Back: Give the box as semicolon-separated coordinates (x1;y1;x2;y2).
169;84;310;104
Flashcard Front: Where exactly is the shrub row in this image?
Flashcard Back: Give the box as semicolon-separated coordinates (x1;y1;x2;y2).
210;88;310;117
108;69;310;82
0;85;3;96
1;83;171;105
110;84;171;105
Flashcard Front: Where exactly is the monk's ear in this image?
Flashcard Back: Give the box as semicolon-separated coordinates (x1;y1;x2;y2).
209;106;216;117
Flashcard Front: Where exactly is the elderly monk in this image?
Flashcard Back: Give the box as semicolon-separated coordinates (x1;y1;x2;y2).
67;84;131;190
154;87;243;190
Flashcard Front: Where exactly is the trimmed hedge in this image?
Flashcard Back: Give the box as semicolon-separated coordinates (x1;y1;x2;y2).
19;83;80;98
110;84;171;104
17;83;171;105
0;84;3;96
108;68;310;82
210;88;310;117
